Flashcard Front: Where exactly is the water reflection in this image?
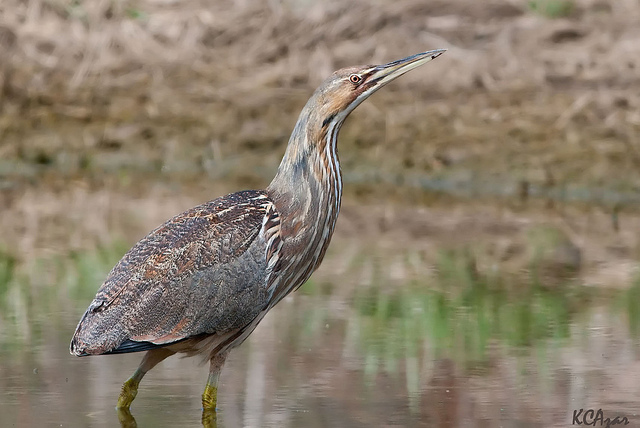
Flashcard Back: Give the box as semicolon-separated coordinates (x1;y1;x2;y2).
117;408;139;428
0;244;640;427
117;407;218;428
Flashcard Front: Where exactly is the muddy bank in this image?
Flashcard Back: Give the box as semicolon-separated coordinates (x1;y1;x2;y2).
1;178;637;288
1;0;639;197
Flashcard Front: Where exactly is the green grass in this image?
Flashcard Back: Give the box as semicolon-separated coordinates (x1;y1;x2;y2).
528;0;575;18
615;275;640;338
0;248;16;302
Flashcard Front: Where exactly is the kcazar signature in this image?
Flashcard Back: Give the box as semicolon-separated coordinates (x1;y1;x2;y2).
572;409;629;427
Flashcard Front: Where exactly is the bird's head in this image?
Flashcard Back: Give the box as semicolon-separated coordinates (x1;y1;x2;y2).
270;49;446;195
310;49;447;135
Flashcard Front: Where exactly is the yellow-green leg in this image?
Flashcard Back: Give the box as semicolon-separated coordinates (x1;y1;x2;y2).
116;348;175;409
117;368;144;409
202;352;229;411
201;406;218;428
202;372;219;428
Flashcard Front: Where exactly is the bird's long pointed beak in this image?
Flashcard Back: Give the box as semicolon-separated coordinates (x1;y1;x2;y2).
370;49;447;86
335;49;447;123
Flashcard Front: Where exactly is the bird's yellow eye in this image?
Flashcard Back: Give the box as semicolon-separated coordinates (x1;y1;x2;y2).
349;74;362;84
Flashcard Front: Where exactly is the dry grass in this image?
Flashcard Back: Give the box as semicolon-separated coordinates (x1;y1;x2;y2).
1;0;639;90
1;0;639;188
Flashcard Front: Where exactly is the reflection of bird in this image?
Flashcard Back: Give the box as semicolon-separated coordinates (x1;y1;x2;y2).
70;49;446;412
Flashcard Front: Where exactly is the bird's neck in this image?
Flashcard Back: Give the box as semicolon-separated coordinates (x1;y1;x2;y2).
266;108;343;265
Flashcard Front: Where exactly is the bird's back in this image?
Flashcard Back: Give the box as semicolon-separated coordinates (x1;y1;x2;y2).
70;190;279;356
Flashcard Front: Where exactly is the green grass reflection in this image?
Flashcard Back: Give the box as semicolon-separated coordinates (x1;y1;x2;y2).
1;240;640;400
349;248;594;378
0;241;128;350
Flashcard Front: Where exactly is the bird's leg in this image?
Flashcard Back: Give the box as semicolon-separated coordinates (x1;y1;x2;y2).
116;348;175;409
118;369;144;409
201;407;218;428
202;352;229;412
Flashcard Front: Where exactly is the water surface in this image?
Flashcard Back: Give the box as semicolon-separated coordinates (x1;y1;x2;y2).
1;241;639;427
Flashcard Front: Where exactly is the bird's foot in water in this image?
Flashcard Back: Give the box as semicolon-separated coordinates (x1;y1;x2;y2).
201;383;218;411
202;407;218;428
117;377;140;409
202;384;218;428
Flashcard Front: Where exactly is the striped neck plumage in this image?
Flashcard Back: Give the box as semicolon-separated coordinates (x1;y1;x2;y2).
265;100;345;304
267;101;344;226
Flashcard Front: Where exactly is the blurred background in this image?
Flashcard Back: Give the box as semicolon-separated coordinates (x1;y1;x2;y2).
1;0;640;426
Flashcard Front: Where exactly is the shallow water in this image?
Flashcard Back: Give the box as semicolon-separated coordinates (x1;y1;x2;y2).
0;171;638;428
2;254;640;428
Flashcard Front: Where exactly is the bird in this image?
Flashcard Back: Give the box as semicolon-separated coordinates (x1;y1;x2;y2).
69;49;446;413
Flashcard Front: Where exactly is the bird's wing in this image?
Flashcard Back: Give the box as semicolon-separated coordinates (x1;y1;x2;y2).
70;190;282;356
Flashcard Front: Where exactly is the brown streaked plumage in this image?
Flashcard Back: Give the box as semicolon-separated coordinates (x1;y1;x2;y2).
70;49;446;415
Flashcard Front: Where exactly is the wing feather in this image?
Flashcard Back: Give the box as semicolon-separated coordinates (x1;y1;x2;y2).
70;190;280;356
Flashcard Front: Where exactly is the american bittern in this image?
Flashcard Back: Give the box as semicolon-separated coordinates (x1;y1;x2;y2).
70;49;446;412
